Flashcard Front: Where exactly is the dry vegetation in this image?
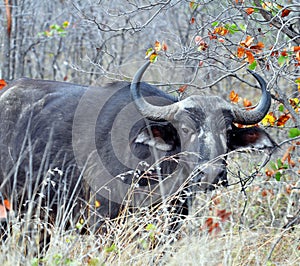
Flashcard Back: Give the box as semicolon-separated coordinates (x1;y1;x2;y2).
0;147;299;265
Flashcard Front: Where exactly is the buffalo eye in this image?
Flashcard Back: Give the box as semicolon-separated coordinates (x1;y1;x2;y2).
181;124;190;134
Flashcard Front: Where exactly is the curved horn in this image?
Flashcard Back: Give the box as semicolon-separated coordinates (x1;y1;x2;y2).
232;70;271;125
131;61;178;120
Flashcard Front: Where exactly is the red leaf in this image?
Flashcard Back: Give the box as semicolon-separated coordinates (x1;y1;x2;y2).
216;209;231;222
0;79;7;89
162;41;168;51
178;85;188;93
281;9;291;18
204;217;214;227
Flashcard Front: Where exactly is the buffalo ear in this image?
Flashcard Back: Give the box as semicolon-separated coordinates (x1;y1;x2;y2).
134;128;173;152
228;126;277;150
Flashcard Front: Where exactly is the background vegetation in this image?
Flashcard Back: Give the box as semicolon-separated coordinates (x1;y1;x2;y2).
0;0;299;265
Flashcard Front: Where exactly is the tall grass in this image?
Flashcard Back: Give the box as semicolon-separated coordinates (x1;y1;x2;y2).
0;148;299;265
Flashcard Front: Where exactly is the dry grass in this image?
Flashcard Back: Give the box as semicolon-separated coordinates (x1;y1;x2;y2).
0;149;299;266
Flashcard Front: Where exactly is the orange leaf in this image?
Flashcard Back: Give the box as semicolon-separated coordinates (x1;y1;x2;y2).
237;47;245;58
190;17;195;24
178;85;188;93
243;98;252;107
277;114;290;126
154;41;161;52
240;36;254;47
213;27;229;36
162;41;168;51
293;46;300;52
250;42;265;53
0;79;7;89
229;90;239;103
245;50;255;64
4;199;10;210
245;8;254;15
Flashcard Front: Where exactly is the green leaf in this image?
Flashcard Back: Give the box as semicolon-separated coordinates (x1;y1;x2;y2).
88;258;102;266
278;55;288;66
278;104;284;112
270;161;277;171
225;23;239;34
289;128;300;138
248;60;257;70
274;171;281;181
211;21;219;27
277;158;282;169
145;223;156;231
239;24;247;32
105;243;117;253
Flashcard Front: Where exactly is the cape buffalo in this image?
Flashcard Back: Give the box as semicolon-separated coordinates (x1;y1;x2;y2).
0;61;275;233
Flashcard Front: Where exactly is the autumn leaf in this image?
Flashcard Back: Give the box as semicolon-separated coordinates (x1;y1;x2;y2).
154;41;161;52
277;114;290;127
245;8;254;15
149;53;158;63
95;200;101;208
289;98;299;112
213;26;229;36
62;21;69;28
162;41;168;51
204;217;214;227
229;90;239;103
261;112;276;126
4;199;10;210
0;79;7;89
293;46;300;52
189;2;196;10
178;85;188;93
281;9;291;18
240;36;254;47
250;42;264;52
295;51;300;66
237;47;245;58
216;209;231;222
243;98;252;107
245;50;255;64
